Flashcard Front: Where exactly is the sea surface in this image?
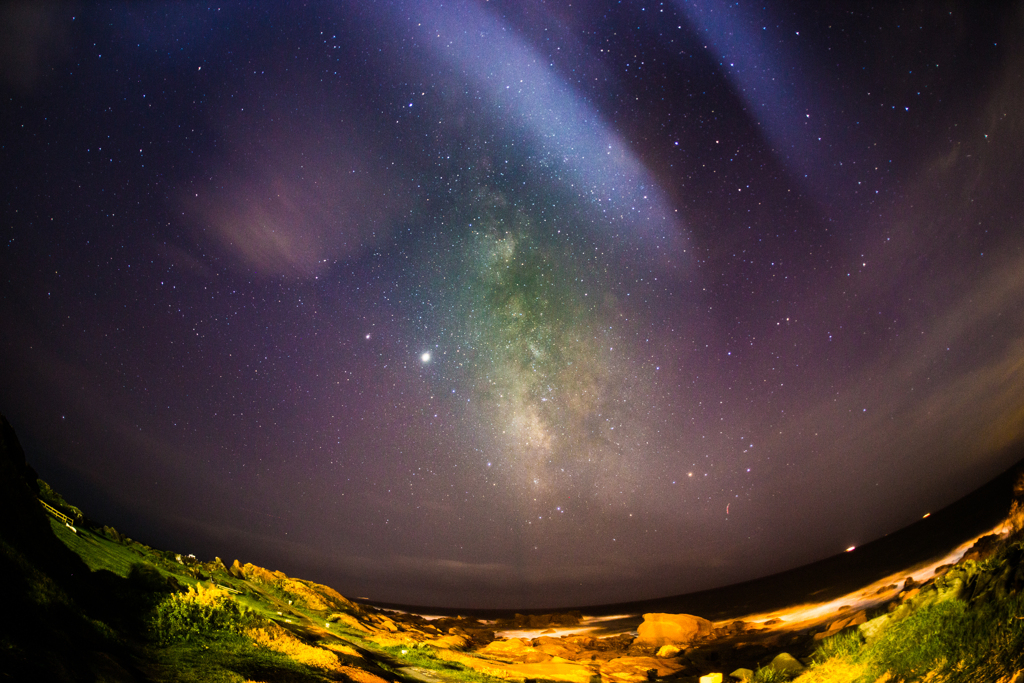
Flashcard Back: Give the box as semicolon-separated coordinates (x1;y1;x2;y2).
362;458;1020;625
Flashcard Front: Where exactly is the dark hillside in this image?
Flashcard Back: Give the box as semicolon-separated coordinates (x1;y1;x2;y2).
0;413;146;681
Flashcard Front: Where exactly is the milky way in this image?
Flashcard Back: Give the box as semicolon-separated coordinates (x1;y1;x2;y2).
2;2;1024;608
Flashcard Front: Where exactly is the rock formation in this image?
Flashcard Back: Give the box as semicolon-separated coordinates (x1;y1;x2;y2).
635;612;717;648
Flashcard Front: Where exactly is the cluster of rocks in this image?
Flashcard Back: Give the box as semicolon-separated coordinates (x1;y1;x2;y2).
409;525;1024;682
224;558;365;614
333;608;812;683
812;609;867;642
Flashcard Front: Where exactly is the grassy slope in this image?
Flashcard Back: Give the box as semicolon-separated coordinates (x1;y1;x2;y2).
788;545;1024;683
43;514;500;683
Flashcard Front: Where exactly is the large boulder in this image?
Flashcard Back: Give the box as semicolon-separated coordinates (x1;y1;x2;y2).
767;653;804;676
635;613;716;648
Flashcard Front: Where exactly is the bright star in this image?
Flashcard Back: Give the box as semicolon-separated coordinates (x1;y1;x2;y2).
421;352;431;363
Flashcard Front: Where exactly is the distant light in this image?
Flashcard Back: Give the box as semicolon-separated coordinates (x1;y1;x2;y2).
421;352;431;363
922;513;930;519
846;546;856;552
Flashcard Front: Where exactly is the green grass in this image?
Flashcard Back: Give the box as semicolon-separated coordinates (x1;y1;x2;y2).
376;644;508;683
380;644;466;671
864;590;1024;682
143;632;333;683
808;630;864;666
866;599;967;681
795;553;1024;682
47;516;152;577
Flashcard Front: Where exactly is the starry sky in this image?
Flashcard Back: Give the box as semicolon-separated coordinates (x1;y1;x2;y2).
2;2;1024;609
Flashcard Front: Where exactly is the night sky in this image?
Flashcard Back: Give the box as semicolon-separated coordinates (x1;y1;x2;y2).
3;2;1024;610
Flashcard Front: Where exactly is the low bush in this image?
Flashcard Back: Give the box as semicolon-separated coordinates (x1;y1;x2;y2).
150;582;259;644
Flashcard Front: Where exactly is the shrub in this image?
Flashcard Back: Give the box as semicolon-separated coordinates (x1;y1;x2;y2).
150;583;258;644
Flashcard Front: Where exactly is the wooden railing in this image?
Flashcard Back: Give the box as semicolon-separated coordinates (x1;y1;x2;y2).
39;499;77;532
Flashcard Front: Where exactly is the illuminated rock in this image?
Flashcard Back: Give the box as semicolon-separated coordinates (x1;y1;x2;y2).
814;610;867;640
636;613;715;647
533;636;583;659
241;562;279;585
767;653;804;675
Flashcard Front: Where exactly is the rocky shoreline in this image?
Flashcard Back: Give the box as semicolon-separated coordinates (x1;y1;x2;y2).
301;521;1013;682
